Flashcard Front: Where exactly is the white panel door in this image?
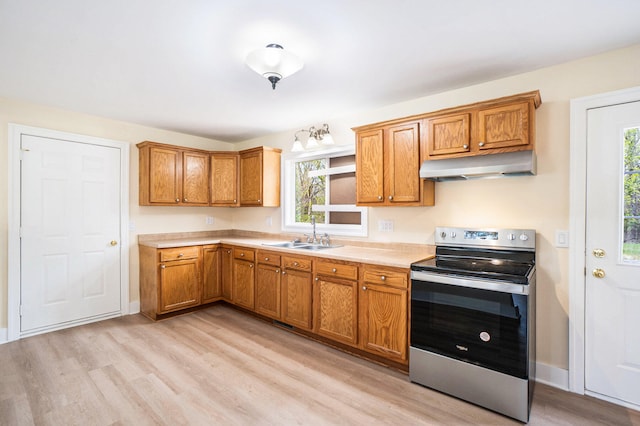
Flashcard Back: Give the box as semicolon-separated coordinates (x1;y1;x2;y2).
586;101;640;407
20;134;122;333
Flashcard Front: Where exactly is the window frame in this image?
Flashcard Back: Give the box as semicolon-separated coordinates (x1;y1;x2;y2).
282;146;368;237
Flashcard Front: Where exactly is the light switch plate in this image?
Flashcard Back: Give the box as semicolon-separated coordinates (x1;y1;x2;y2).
206;216;214;225
555;230;569;248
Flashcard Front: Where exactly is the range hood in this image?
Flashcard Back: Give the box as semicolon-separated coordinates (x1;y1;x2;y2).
419;150;536;181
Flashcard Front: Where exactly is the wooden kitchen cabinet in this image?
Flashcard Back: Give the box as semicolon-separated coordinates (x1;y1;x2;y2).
231;247;256;309
355;121;434;206
255;251;282;319
422;91;541;160
210;152;239;206
220;245;233;300
359;265;409;363
281;255;313;330
202;245;221;303
314;261;359;346
137;141;210;206
139;245;202;320
239;146;282;207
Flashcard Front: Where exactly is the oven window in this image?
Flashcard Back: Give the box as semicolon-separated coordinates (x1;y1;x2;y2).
411;280;529;378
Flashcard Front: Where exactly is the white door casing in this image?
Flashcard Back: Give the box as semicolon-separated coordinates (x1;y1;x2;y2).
585;101;640;407
7;124;130;341
569;85;640;410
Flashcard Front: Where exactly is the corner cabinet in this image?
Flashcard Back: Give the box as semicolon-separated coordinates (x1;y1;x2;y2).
239;146;282;207
354;120;435;206
422;90;541;160
137;141;210;206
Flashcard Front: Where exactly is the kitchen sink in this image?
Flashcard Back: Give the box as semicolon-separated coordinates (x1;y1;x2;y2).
262;241;342;250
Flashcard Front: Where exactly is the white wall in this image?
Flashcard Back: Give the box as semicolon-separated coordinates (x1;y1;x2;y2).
1;44;639;372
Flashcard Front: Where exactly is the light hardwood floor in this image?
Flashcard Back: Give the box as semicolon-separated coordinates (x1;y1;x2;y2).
1;305;639;425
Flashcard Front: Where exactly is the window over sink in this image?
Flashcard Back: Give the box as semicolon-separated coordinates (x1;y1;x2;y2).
282;146;368;236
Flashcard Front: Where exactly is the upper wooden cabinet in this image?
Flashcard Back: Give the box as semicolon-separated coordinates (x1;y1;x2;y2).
138;142;281;207
137;142;210;206
354;121;434;206
239;146;282;207
210;152;239;206
422;91;541;160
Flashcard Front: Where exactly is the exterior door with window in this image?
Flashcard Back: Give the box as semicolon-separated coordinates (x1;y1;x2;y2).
585;100;640;408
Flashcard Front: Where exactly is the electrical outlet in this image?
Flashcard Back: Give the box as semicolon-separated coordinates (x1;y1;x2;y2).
378;220;394;232
205;216;214;225
265;216;272;227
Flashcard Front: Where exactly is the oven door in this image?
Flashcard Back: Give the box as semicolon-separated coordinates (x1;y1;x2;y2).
410;271;529;379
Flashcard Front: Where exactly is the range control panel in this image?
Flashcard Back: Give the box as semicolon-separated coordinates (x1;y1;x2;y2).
435;226;536;250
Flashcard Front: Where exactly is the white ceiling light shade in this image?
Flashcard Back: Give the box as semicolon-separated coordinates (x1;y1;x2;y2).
245;44;304;89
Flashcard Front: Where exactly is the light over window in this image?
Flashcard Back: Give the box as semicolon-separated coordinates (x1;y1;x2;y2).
283;147;367;236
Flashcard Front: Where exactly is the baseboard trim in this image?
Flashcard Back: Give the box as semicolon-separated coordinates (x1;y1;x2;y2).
129;301;140;314
536;362;569;391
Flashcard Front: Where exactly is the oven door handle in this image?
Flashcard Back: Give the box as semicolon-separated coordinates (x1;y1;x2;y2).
411;270;530;295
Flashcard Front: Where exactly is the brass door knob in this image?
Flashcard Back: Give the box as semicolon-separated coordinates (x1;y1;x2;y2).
592;268;606;279
110;240;118;246
593;248;606;258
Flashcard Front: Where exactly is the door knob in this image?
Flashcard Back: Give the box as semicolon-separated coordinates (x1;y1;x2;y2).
110;240;118;246
592;268;606;279
592;248;605;258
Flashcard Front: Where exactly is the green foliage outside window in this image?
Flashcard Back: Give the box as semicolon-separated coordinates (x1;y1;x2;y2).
623;127;640;260
295;159;326;223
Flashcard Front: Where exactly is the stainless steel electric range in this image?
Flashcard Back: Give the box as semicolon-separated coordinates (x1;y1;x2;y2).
409;226;536;423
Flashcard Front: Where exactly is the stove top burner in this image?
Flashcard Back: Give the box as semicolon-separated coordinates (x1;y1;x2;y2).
411;246;535;284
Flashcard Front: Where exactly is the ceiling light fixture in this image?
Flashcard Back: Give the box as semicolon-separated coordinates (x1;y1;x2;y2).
245;43;304;90
292;124;334;152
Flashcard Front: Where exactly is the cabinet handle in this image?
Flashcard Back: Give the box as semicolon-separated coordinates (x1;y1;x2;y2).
276;269;279;273
175;198;180;203
377;195;383;200
380;275;386;281
462;144;469;149
183;198;188;202
479;141;485;147
249;264;254;268
227;250;231;254
315;277;319;281
240;253;244;257
233;199;237;203
294;261;299;266
265;257;269;261
177;253;184;257
332;268;337;273
258;199;261;203
362;286;367;291
161;264;166;269
388;195;393;201
282;271;286;275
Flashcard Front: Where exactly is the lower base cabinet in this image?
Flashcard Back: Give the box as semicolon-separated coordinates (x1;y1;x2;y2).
139;242;410;366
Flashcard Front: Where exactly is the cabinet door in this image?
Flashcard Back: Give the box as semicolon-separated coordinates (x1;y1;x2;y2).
425;113;471;158
359;283;408;362
211;153;238;206
221;247;233;300
159;258;201;313
356;129;384;204
477;101;530;151
281;269;313;330
182;151;210;205
232;259;255;309
314;276;358;345
386;122;420;204
202;245;221;303
239;150;263;205
256;264;281;319
149;146;181;204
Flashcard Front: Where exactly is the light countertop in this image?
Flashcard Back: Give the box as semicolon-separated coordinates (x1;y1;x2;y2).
139;235;434;269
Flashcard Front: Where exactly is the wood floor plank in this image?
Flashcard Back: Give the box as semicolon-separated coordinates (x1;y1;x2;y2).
1;304;639;425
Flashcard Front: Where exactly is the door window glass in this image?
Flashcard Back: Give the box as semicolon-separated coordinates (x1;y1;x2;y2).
623;127;640;262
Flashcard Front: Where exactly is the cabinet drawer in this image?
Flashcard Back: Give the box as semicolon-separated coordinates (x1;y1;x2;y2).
283;255;312;271
257;250;281;266
159;246;200;262
316;261;358;281
363;266;408;288
233;247;255;262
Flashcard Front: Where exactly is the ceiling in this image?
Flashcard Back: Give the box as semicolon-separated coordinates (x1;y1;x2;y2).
1;1;639;142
